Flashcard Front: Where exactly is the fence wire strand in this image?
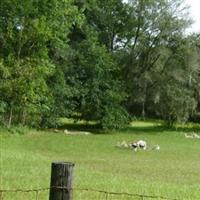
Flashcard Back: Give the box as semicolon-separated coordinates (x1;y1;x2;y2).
0;187;180;200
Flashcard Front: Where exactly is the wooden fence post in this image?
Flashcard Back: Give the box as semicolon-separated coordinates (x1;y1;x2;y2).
49;162;75;200
0;191;3;200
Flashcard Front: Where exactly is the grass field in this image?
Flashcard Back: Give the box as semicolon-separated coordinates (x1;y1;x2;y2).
1;121;200;200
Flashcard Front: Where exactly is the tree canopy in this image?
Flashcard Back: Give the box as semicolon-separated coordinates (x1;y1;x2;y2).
0;0;199;129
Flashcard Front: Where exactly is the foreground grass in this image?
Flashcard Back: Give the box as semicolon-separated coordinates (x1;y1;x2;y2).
1;121;200;199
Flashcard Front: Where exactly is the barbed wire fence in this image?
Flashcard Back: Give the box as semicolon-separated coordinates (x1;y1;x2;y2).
0;187;180;200
0;188;48;200
0;162;181;200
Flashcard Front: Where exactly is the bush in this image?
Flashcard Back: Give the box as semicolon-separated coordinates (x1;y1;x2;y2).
101;105;130;130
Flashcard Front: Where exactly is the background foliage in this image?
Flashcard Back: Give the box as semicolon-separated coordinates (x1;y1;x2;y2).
0;0;200;129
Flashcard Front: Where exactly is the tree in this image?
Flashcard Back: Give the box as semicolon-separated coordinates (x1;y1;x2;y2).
0;0;81;127
118;0;195;125
0;0;198;129
84;0;132;52
53;19;129;129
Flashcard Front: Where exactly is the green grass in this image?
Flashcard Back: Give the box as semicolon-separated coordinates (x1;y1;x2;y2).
1;121;200;199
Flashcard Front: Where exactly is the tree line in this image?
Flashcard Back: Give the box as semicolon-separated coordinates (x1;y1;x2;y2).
0;0;200;129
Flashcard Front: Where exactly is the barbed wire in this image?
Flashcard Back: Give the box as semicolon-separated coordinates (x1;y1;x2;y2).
0;188;49;193
74;188;180;200
0;187;181;200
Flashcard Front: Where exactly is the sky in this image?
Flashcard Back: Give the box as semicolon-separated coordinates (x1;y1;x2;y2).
184;0;200;33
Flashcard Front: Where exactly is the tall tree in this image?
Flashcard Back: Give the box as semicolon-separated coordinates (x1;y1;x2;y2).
119;0;193;123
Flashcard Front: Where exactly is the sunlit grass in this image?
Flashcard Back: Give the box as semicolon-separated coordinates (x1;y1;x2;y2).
1;121;200;199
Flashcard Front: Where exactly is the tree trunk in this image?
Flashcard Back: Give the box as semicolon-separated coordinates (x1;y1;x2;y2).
142;101;145;120
8;105;13;128
22;108;27;125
